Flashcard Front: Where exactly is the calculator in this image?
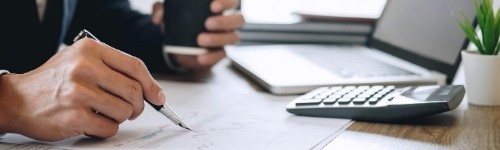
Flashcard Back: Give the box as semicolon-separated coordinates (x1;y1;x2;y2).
286;85;465;122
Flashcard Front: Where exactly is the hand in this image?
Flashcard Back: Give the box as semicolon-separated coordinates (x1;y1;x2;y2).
152;0;245;71
0;38;166;141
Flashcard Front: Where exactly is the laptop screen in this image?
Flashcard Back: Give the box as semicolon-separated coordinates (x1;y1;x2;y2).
370;0;476;83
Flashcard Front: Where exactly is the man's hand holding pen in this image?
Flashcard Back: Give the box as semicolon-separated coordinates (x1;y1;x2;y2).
0;0;241;142
0;34;165;141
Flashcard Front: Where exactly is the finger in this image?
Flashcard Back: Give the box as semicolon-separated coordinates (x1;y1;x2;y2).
86;84;134;123
99;44;165;105
87;87;134;123
197;49;226;66
71;38;165;106
82;111;120;139
198;32;239;47
152;1;163;25
205;12;245;31
211;0;239;13
60;82;132;124
95;64;145;120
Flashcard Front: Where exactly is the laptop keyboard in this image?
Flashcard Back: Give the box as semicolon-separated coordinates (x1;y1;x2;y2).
291;45;415;78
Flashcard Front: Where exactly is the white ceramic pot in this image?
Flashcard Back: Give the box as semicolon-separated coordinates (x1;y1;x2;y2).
461;50;500;106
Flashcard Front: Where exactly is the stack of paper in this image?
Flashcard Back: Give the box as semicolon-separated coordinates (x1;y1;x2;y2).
239;0;387;45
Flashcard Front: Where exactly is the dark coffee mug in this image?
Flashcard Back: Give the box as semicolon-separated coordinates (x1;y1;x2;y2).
163;0;212;53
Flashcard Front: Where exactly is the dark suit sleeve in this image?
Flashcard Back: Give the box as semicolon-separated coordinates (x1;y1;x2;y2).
64;0;174;74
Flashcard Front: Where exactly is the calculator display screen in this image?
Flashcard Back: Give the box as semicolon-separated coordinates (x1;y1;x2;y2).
400;85;449;102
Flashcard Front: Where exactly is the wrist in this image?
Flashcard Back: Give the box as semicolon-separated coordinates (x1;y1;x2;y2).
0;71;18;135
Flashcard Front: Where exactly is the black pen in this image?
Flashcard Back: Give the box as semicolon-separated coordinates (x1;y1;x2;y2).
73;29;191;130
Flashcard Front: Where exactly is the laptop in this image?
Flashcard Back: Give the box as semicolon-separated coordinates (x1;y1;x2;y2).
226;0;476;95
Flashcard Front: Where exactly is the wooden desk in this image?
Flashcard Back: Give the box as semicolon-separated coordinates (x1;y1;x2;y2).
324;67;500;149
160;59;500;150
324;98;500;149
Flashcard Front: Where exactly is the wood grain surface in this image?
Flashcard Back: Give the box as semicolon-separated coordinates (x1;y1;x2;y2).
324;96;500;150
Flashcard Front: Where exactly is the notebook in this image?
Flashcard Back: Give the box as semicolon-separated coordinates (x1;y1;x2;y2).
239;0;378;45
227;0;476;95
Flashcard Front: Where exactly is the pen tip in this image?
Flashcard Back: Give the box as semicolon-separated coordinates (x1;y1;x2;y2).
179;123;192;131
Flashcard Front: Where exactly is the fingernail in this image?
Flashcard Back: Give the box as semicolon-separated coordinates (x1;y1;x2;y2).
157;91;166;104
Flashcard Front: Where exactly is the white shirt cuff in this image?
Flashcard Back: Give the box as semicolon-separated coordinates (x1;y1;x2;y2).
0;70;9;137
0;70;9;75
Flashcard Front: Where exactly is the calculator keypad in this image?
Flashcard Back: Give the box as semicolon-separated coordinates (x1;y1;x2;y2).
296;85;396;106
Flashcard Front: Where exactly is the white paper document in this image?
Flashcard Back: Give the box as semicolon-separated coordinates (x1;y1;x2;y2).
294;0;387;21
0;91;351;150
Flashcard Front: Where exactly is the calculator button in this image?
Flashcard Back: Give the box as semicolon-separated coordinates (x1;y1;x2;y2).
350;90;364;95
362;90;377;95
322;90;336;95
329;94;343;99
323;98;337;104
337;98;352;104
296;99;323;106
314;95;329;99
336;90;351;95
372;94;384;98
368;98;380;104
385;85;396;89
352;98;367;104
357;94;373;98
343;94;357;98
357;86;370;90
377;90;390;95
379;89;393;94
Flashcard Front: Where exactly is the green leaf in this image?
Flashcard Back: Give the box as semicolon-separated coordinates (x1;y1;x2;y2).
460;7;485;53
483;0;492;18
483;0;496;55
459;19;485;54
496;8;500;36
475;0;485;31
495;8;500;54
483;10;494;54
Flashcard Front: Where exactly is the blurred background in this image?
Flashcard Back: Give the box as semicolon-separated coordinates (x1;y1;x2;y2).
130;0;500;46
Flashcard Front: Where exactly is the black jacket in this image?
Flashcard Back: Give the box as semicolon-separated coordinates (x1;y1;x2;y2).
0;0;170;73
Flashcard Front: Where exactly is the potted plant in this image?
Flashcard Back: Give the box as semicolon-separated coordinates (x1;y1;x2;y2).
458;0;500;106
